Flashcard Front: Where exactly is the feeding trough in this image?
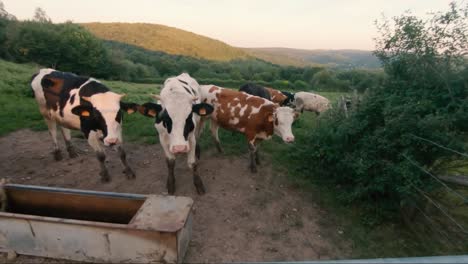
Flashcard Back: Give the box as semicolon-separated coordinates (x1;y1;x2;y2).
0;184;193;263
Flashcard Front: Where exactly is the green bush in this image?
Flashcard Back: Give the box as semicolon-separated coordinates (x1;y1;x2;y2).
292;2;468;222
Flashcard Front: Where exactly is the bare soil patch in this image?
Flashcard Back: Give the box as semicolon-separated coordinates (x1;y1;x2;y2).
0;130;350;263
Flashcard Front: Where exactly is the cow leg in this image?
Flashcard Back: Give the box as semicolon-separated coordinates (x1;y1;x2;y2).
195;143;201;160
255;144;261;165
46;119;62;161
166;158;176;195
118;146;136;179
160;134;176;194
188;137;205;194
248;140;258;173
60;127;78;158
88;131;110;182
210;121;224;153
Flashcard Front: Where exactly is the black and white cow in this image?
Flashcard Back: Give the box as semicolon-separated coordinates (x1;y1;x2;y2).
138;73;213;195
31;69;138;182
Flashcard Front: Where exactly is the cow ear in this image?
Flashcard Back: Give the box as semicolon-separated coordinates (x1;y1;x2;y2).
71;105;93;118
138;103;162;118
267;114;274;122
192;103;214;116
120;102;139;114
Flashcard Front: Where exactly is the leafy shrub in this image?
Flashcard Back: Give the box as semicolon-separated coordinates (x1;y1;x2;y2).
292;2;468;222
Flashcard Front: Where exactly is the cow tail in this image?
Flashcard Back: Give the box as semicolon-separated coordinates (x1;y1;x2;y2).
29;72;39;98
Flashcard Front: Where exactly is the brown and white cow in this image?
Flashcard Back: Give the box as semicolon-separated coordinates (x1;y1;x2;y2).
31;69;138;182
199;85;298;173
138;73;213;195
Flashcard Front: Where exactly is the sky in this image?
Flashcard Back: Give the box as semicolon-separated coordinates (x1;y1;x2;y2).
2;0;456;50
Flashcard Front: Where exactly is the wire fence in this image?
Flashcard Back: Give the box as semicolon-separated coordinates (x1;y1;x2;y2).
401;134;468;240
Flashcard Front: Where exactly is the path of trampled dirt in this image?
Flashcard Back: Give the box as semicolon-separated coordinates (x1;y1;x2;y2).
0;130;350;263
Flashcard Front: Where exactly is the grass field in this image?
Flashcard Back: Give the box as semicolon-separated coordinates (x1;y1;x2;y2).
1;59;466;259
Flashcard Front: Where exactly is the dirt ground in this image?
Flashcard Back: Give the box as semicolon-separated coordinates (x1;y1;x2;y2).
0;130;350;263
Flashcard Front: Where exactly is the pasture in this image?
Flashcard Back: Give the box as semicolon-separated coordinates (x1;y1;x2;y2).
0;59;351;262
1;59;466;262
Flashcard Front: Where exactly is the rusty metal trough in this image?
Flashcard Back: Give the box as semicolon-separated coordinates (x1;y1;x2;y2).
0;184;193;263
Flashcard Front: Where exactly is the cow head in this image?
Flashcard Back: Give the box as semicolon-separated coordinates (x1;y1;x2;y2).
270;106;298;143
71;92;138;146
281;91;295;107
139;74;213;154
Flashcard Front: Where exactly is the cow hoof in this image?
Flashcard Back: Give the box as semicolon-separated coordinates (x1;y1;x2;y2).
53;150;63;161
123;167;136;179
68;148;79;159
195;184;206;195
194;177;206;195
167;187;175;195
167;181;175;195
100;171;111;183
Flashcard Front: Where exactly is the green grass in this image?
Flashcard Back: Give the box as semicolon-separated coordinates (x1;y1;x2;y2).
1;59;466;259
0;60;46;136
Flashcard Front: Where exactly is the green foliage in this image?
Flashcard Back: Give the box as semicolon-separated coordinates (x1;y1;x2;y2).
3;21;109;77
291;2;468;222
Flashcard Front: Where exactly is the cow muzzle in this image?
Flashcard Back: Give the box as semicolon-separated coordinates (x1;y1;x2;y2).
104;137;120;146
171;145;189;154
283;136;295;143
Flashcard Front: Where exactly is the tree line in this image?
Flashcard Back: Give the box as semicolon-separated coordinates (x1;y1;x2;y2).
0;3;383;92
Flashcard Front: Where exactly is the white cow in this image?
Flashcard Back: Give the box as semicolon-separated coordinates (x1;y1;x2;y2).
138;73;213;195
294;92;332;114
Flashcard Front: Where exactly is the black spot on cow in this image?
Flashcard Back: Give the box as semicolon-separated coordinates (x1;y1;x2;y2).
178;79;189;85
115;110;122;123
183;113;194;140
71;101;108;140
69;94;76;105
281;91;295;106
156;110;173;134
183;86;193;95
79;81;109;97
239;83;271;101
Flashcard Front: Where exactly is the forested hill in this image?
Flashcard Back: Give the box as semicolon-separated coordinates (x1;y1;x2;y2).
83;22;380;69
82;22;250;61
244;47;381;69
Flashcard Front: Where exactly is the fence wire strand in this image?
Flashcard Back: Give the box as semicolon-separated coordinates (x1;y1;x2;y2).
410;134;468;159
411;184;468;234
402;154;468;203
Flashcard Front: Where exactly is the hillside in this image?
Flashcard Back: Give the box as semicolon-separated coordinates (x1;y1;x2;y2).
244;47;381;69
82;22;250;61
82;22;380;68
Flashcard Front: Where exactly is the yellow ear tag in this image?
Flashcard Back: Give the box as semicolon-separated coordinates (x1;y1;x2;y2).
199;108;206;115
268;115;274;122
81;110;90;117
148;109;157;117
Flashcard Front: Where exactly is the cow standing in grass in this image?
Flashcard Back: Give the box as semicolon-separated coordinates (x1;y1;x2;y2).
199;85;298;173
31;69;138;182
138;73;213;195
294;92;331;114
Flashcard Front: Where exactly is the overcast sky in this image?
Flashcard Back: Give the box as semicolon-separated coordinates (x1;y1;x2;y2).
2;0;455;50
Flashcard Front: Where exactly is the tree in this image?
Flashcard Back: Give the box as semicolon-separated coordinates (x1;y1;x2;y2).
291;2;468;222
33;7;51;23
